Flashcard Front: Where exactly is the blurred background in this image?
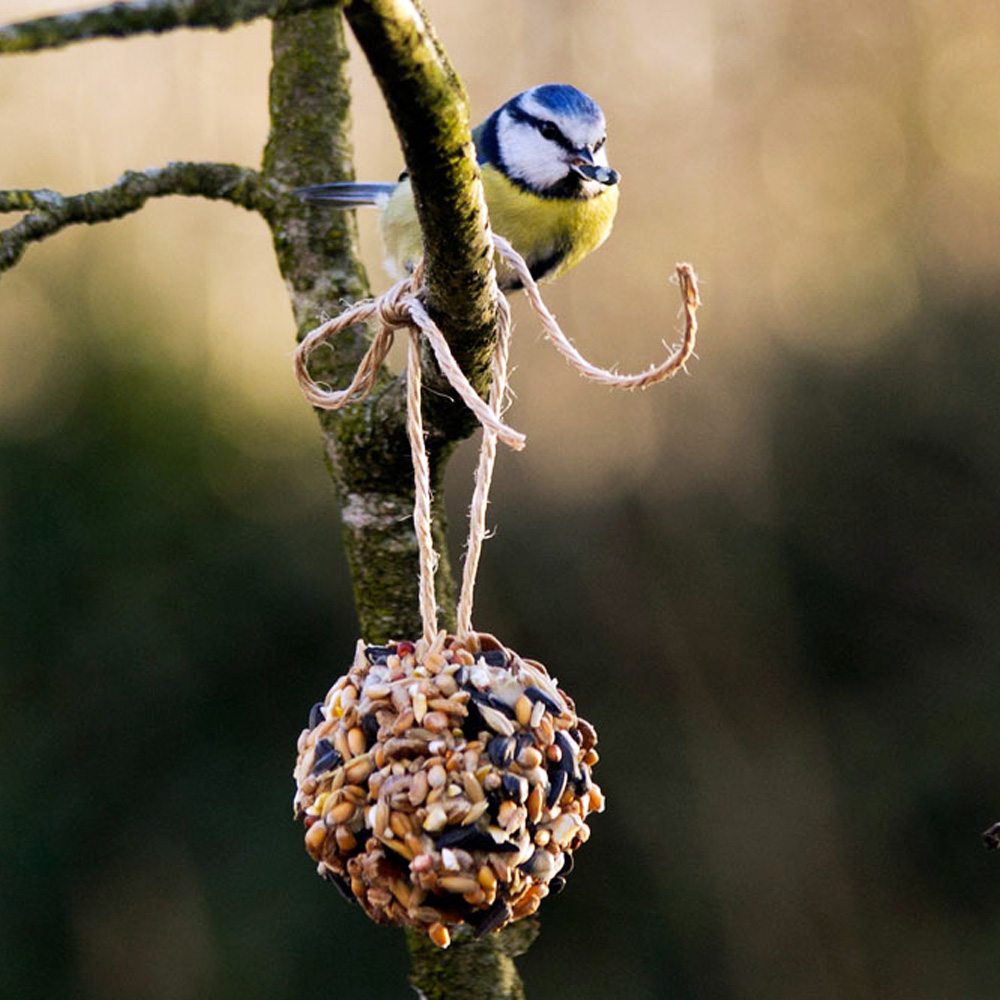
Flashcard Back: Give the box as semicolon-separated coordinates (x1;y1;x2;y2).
2;0;999;997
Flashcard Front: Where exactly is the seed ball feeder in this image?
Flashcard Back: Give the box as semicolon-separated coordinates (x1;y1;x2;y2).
293;632;603;947
290;239;699;947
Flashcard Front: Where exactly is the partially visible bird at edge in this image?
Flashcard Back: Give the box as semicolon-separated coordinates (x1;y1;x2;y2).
295;83;621;292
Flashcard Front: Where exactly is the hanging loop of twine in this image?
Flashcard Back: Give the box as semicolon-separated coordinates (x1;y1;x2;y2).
294;262;524;452
294;236;701;644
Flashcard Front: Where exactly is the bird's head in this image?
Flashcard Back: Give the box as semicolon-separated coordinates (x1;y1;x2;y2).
492;84;620;197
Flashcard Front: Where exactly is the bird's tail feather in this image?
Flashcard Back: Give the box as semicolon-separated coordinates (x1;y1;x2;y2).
294;182;395;208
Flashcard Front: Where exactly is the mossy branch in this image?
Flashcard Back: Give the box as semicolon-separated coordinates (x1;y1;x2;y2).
0;162;264;275
343;0;499;392
0;0;334;54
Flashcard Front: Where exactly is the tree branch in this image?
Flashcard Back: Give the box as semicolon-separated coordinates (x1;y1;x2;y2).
260;4;449;645
0;0;335;55
0;161;265;275
343;0;499;392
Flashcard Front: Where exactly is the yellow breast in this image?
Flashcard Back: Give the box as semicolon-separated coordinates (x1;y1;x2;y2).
380;166;619;286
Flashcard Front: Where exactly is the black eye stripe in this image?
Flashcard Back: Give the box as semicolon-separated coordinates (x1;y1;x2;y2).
508;106;574;152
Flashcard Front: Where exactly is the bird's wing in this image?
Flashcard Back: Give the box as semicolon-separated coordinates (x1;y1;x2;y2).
294;182;395;207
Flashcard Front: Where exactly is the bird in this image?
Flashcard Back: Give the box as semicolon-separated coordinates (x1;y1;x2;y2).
295;83;620;291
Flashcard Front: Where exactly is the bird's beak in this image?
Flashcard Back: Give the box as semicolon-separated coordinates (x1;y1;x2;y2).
569;147;620;186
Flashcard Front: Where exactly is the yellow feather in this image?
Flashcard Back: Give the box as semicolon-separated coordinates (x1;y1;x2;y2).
379;164;618;286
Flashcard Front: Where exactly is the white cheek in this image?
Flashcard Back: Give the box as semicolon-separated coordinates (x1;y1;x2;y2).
497;114;570;189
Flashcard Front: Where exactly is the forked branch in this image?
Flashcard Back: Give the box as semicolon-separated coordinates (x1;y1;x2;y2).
0;162;265;275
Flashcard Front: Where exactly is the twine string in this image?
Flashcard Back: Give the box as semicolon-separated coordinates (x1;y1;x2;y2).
405;330;439;644
294;236;701;644
493;235;701;388
455;292;513;639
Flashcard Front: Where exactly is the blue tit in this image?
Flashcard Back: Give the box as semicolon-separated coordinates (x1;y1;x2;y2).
296;83;620;291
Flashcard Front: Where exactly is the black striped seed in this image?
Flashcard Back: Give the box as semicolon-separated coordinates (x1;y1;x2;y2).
468;689;515;718
360;712;380;747
549;875;567;895
523;686;563;714
501;773;529;804
480;649;508;667
319;867;356;903
312;738;343;775
463;701;487;741
473;896;513;938
487;735;516;768
554;731;581;779
308;702;325;729
364;645;394;664
435;827;520;853
546;769;568;808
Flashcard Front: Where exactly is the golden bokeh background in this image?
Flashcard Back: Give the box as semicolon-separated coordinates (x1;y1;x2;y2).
2;2;999;998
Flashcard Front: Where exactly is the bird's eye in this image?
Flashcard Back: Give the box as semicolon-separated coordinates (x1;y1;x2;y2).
539;121;561;142
594;135;606;152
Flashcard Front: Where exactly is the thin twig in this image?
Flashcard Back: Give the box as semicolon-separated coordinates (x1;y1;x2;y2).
0;162;265;275
0;0;335;55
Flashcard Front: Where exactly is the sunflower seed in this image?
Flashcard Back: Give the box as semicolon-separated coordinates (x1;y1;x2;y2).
312;739;343;775
501;773;528;804
546;769;568;809
523;685;563;715
554;731;581;778
472;896;512;938
468;689;515;718
486;736;515;768
319;865;356;903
